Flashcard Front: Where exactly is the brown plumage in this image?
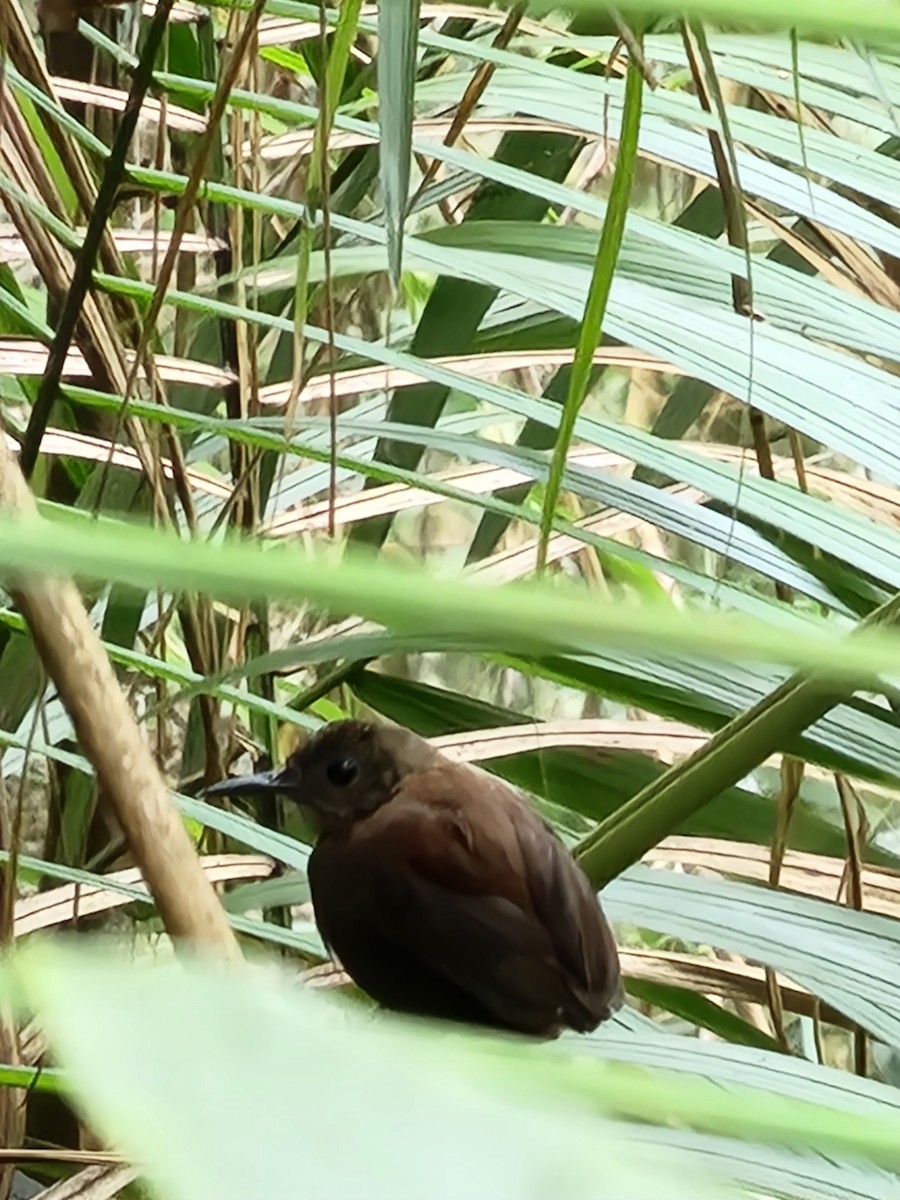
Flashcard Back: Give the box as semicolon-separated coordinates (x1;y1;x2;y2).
207;719;624;1038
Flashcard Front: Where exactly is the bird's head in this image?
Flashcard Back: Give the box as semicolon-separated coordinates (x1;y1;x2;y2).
205;719;438;834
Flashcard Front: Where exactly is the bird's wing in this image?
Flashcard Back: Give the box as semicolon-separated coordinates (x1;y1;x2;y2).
351;766;621;1033
511;805;624;1025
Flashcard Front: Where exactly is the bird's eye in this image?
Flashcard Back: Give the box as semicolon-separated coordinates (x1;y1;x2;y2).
326;757;359;787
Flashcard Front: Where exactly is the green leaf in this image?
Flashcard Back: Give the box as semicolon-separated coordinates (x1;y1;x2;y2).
607;865;900;1047
539;51;644;570
6;514;900;683
13;944;726;1200
377;0;420;282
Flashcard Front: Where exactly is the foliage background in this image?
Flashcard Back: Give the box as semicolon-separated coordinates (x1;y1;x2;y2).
5;0;900;1197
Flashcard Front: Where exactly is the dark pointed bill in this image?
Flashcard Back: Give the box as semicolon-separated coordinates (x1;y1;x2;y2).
204;768;291;798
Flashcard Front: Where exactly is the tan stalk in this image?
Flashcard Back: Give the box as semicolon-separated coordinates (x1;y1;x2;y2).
0;438;241;962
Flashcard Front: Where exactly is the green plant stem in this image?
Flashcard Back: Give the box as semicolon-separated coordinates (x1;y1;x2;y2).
578;593;900;886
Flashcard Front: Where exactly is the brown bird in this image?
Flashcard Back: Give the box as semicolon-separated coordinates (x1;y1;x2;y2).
207;719;624;1038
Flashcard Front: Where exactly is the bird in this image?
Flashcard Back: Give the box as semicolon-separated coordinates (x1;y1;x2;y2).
206;719;624;1039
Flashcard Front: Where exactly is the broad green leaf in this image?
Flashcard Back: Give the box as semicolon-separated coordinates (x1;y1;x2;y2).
377;0;419;282
12;945;726;1200
607;865;900;1047
539;52;644;570
6;514;900;684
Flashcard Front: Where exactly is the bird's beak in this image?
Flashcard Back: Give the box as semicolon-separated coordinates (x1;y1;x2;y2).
204;766;293;799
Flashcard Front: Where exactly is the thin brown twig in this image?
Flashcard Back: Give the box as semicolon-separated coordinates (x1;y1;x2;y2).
318;0;339;539
92;0;270;516
409;4;527;208
19;0;178;481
